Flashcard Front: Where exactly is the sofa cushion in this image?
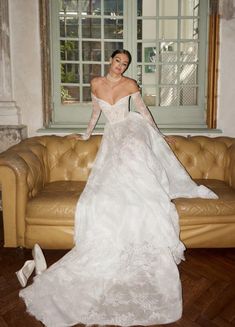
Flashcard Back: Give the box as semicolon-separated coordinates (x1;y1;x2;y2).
27;179;235;228
174;179;235;220
26;181;86;225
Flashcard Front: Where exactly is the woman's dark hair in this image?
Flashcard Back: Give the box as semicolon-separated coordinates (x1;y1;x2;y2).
111;49;132;69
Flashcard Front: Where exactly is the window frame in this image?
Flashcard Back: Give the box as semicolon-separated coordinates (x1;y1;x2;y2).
39;0;219;130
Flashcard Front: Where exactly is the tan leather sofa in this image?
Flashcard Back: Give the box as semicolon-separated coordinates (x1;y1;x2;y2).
0;135;235;249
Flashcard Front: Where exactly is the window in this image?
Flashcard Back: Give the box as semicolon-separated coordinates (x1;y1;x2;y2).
44;0;217;130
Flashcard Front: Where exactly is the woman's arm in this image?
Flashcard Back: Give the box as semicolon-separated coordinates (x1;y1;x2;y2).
68;79;101;141
132;91;175;144
80;94;101;140
131;92;163;135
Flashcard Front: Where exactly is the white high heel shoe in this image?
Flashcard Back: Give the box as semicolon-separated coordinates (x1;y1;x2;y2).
16;260;35;287
32;243;47;275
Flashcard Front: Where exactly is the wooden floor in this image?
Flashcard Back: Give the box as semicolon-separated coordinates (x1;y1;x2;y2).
0;214;235;327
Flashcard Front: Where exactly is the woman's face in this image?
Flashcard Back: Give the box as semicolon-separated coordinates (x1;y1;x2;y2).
109;53;129;75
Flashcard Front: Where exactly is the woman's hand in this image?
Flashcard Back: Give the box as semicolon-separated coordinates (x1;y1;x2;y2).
163;136;176;145
66;133;84;140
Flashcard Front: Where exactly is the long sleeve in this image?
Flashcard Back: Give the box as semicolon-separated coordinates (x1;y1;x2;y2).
132;92;163;136
81;94;101;140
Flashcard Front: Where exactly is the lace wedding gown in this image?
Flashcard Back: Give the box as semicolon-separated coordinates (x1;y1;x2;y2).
20;92;217;327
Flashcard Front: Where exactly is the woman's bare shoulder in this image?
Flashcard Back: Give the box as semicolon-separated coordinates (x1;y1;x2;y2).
122;77;140;93
91;76;105;93
91;76;105;86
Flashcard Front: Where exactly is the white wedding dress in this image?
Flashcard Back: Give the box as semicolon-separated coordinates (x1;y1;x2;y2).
19;92;217;327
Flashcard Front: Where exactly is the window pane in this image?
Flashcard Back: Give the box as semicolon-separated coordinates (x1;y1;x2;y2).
137;65;142;84
61;85;79;104
142;0;156;16
59;17;66;37
144;64;156;73
160;87;178;106
137;19;142;39
143;93;156;106
159;20;178;39
83;86;91;101
181;19;199;39
61;64;80;83
60;0;79;13
104;0;123;15
137;43;142;62
60;40;79;61
180;64;198;84
82;41;101;61
159;42;177;62
160;41;177;53
180;42;198;62
104;19;123;39
83;64;101;83
159;65;178;84
104;64;110;75
159;0;178;16
82;18;101;38
143;87;156;97
179;86;198;105
137;0;142;16
60;16;79;38
104;42;123;60
81;0;101;15
181;0;199;16
144;46;156;63
143;20;156;39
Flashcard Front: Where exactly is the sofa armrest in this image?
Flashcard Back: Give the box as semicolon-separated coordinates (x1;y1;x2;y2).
227;143;235;189
0;144;48;247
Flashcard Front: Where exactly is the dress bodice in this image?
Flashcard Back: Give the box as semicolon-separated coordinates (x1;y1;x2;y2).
83;91;160;140
92;94;131;124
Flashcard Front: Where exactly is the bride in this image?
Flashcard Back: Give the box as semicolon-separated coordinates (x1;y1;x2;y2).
17;49;218;327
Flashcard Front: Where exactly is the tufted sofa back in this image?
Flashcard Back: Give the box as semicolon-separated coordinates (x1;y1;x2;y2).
12;135;102;184
41;135;101;182
170;136;235;182
5;134;235;186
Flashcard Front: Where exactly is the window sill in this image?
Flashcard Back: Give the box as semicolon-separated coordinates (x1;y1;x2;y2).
159;128;222;135
37;127;222;136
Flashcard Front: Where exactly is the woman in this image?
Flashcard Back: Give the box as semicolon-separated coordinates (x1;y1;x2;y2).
17;49;217;326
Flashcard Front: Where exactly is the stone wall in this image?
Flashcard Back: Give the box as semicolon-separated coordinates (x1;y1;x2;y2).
0;125;27;153
0;124;27;210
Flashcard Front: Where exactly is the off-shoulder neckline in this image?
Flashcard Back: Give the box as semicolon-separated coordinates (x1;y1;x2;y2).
91;91;140;106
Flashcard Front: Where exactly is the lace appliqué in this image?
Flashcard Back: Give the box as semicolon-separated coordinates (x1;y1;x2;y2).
82;95;101;140
132;92;163;136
